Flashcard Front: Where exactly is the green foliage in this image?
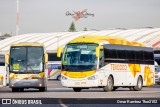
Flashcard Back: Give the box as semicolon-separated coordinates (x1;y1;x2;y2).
3;33;11;37
83;27;88;31
69;22;76;32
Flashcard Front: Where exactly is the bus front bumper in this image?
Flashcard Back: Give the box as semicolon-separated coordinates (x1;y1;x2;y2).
61;78;99;88
9;79;47;88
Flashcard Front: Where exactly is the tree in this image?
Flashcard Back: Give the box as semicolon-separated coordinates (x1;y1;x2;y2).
68;22;76;32
3;33;11;38
83;27;88;31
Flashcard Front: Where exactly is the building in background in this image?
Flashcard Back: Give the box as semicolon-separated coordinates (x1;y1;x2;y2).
0;28;160;79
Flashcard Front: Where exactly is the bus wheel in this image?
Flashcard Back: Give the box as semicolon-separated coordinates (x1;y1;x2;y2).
103;76;113;92
12;88;19;92
39;87;47;92
20;88;24;92
129;87;134;91
57;75;61;81
112;87;118;91
133;76;143;91
73;88;82;92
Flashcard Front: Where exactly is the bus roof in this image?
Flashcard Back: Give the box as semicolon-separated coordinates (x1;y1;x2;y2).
69;35;145;47
11;42;44;47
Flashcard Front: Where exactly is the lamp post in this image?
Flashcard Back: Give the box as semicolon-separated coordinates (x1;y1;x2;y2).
16;0;19;36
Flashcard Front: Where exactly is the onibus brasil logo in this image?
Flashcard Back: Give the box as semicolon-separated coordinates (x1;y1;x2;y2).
66;9;94;21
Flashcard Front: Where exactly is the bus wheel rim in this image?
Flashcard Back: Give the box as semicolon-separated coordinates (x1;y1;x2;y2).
107;79;112;88
138;79;142;88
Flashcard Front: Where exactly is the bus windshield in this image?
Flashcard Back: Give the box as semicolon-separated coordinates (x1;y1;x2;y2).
62;43;98;72
10;46;44;74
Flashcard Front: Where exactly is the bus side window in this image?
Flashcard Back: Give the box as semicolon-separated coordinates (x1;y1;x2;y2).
143;50;154;65
116;49;127;63
135;51;143;64
127;50;135;64
48;64;51;69
104;48;117;63
99;50;105;68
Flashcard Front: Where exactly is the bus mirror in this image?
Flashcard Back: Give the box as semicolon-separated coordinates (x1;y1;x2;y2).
96;47;100;57
5;54;9;65
44;53;48;63
57;47;64;57
100;46;103;50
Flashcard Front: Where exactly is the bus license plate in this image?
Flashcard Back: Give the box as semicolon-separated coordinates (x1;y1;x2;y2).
24;82;30;86
75;82;80;85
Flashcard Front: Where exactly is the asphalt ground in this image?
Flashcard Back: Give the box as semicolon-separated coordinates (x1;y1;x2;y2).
0;80;160;107
0;80;160;98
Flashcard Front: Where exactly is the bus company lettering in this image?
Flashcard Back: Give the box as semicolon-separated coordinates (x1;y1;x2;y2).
111;64;127;71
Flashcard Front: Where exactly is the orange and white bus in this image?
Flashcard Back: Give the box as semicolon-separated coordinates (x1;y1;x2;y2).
57;35;155;92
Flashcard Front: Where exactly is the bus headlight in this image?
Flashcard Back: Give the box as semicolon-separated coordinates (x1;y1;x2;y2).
61;75;68;80
39;84;42;87
88;75;97;80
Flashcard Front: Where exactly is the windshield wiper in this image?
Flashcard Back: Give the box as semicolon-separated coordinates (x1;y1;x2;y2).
22;63;35;74
87;66;95;70
62;65;70;71
64;67;69;71
26;64;36;74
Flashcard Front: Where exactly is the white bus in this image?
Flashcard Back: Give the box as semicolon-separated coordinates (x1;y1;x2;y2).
0;53;8;86
48;53;61;80
48;61;61;80
57;35;155;92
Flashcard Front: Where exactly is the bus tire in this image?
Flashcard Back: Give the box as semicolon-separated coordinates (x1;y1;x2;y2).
57;75;61;81
12;88;19;92
20;88;24;92
73;88;82;92
129;87;134;91
39;87;47;92
112;87;118;91
133;76;143;91
103;76;113;92
45;87;47;91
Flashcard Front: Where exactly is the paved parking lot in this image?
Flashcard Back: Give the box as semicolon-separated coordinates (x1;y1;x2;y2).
0;80;160;98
